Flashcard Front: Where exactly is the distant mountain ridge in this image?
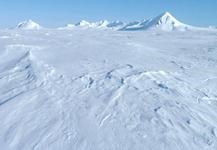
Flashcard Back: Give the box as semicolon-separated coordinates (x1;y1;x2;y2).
15;12;215;31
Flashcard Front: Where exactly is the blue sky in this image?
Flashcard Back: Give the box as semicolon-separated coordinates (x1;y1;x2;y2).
0;0;217;28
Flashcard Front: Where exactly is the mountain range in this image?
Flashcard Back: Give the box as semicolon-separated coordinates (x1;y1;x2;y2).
15;12;214;31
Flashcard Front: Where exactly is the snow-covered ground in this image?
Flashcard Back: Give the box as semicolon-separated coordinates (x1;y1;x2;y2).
1;13;217;150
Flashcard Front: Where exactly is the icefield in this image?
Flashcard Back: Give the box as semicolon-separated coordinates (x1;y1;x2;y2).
1;12;217;150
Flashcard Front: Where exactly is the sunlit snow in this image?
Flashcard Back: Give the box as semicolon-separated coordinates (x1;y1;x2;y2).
1;12;217;150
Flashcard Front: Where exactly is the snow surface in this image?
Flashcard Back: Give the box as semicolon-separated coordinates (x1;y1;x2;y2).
1;13;217;150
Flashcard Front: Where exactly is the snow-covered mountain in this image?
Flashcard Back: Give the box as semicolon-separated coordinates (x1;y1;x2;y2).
16;20;42;30
75;20;109;29
76;20;92;27
71;12;205;31
96;20;110;28
68;14;215;31
12;12;216;32
60;20;124;30
121;12;194;31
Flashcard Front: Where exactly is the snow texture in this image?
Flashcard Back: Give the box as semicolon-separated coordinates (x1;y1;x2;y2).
0;12;217;150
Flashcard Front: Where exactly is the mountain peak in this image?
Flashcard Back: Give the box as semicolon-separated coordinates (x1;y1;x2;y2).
17;20;42;30
75;20;110;28
158;12;180;20
121;12;190;31
161;11;173;17
154;12;183;27
76;20;91;27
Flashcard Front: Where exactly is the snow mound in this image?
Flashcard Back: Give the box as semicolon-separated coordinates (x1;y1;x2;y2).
96;20;110;28
76;20;110;29
121;12;192;31
59;20;125;30
66;24;75;28
76;20;92;27
16;20;42;30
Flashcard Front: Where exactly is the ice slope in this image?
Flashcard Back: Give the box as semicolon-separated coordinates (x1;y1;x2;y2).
121;12;199;31
0;27;217;150
15;20;42;30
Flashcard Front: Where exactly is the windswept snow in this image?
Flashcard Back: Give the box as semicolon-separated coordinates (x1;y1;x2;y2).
1;13;217;150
